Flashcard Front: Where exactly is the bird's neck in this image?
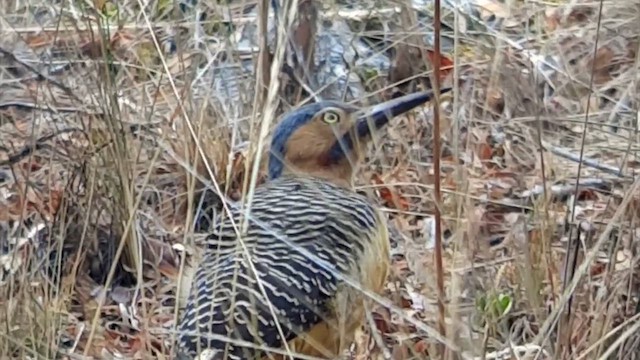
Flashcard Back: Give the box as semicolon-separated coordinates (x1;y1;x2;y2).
280;164;356;189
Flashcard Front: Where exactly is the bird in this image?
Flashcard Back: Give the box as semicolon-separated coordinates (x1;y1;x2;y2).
175;87;451;360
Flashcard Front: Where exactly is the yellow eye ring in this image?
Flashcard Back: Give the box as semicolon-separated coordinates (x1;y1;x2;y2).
322;111;340;124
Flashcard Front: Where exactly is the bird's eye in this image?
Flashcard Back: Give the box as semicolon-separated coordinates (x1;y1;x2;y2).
322;111;340;124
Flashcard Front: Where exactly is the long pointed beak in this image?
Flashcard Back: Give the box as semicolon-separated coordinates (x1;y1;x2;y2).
353;87;453;138
326;87;453;165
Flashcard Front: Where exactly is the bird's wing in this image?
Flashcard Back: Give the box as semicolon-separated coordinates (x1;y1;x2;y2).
175;239;338;358
179;235;343;359
178;177;379;359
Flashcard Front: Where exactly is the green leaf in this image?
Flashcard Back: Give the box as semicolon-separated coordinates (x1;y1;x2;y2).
102;1;118;20
496;294;513;316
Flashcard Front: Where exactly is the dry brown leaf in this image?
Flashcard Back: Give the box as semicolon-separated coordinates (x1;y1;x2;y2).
424;49;455;82
372;309;395;334
582;46;615;85
545;5;594;31
391;343;409;360
413;339;429;354
477;142;493;161
486;88;505;114
371;173;409;211
564;5;595;25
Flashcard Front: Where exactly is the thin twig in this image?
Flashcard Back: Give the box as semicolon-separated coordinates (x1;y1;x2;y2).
431;0;447;358
541;140;634;180
0;46;82;103
565;1;609;357
0;128;85;166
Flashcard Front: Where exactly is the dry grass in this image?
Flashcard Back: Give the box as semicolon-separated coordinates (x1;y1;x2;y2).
0;0;639;359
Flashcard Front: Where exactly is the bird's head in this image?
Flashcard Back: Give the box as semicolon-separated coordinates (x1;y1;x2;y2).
267;88;450;187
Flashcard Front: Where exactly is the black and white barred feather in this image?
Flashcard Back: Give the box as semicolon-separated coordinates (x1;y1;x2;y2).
176;176;387;359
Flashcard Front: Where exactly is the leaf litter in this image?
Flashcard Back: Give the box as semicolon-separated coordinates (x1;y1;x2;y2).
0;0;639;359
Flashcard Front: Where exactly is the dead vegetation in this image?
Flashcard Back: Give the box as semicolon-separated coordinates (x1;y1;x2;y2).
0;0;639;359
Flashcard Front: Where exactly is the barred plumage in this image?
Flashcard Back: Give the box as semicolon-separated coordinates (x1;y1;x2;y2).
177;176;390;359
176;89;449;359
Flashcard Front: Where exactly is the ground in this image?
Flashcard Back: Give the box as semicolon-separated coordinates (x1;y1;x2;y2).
1;0;639;359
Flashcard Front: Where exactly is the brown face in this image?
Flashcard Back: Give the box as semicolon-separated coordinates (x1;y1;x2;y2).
270;88;451;186
282;106;364;185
